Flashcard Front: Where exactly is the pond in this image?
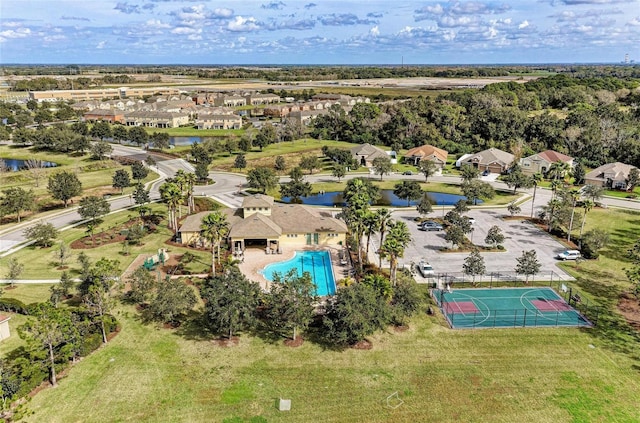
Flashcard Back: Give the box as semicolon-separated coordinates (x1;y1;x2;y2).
0;158;58;172
170;136;226;146
281;190;480;207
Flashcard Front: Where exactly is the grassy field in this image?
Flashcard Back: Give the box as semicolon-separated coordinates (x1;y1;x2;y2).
5;190;640;423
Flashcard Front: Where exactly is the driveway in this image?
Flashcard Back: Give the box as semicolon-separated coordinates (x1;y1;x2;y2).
368;208;575;283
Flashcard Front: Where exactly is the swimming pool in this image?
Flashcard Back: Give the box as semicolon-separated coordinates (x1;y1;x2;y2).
261;250;336;296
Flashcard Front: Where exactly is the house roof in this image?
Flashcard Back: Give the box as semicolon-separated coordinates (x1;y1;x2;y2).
585;162;637;181
178;197;347;239
531;150;573;163
0;315;10;323
464;148;514;166
229;212;282;238
404;145;448;163
350;143;388;160
271;204;348;233
242;194;275;209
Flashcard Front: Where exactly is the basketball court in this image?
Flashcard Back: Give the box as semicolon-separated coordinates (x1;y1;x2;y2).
432;287;592;329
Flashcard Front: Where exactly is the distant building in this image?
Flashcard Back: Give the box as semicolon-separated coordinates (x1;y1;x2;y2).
458;148;515;174
585;162;638;190
195;113;242;130
520;150;573;175
350;143;390;167
404;144;448;168
29;87;181;102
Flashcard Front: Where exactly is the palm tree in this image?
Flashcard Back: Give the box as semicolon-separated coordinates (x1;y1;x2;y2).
183;172;197;213
530;172;543;218
363;211;378;262
579;199;594;247
380;220;412;285
159;181;182;231
200;211;229;275
173;170;188;219
547;160;571;183
567;189;580;243
375;208;393;268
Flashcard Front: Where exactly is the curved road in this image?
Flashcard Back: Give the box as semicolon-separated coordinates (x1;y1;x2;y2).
2;147;639;256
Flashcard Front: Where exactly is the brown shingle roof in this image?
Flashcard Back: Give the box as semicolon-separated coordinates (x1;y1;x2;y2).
465;148;514;166
535;150;573;163
404;144;448;163
229;212;282;238
271;204;348;233
242;194;274;209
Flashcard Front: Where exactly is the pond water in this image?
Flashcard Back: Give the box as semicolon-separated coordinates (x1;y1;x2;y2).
281;190;480;207
171;136;225;146
0;158;58;172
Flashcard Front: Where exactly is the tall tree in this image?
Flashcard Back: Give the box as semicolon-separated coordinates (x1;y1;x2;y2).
322;283;390;347
274;155;286;172
299;155;321;175
515;250;541;283
201;267;261;339
127;267;157;304
128;126;148;147
418;160;438;182
131;161;149;182
150;132;170;151
460;165;480;183
264;270;317;340
529;172;544;218
374;208;393;268
200;211;229;275
463;249;486;284
627;168;640;193
279;167;312;202
581;184;603;203
132;182;150;206
380;220;412;285
78;196;111;226
25;158;46;187
23;222;58;247
416;193;434;217
461;180;495;205
372;156;392;181
159;181;182;231
89;120;112;141
90;140;112;160
1;187;35;222
484;225;505;248
112;169;131;194
246;167;278;194
503;165;533;194
47;171;82;208
393;180;422;206
4;257;24;287
254;123;277;150
148;278;197;324
234;153;247;170
18;303;75;387
332;164;346;182
83;282;114;344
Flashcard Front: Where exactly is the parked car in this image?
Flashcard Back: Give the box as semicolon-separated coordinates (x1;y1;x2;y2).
556;250;581;260
466;217;476;225
482;169;490;176
402;170;413;175
419;220;443;231
417;260;434;277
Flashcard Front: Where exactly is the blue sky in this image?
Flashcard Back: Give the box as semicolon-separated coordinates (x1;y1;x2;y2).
1;0;639;64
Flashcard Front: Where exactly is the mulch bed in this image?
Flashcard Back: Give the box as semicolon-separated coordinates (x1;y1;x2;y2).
284;336;304;347
213;336;240;347
70;219;140;249
351;339;373;350
617;292;640;331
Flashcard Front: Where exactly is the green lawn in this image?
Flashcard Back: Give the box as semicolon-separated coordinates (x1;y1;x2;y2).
19;304;640;423
7;192;640;423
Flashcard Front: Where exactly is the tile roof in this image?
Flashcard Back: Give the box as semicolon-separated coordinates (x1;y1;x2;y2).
465;148;514;166
534;150;573;163
585;162;637;181
242;194;275;209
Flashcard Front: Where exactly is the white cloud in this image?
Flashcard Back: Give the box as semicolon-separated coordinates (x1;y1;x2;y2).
96;41;106;49
228;16;260;32
370;25;380;36
146;19;171;29
628;17;640;26
0;28;31;39
213;8;234;18
519;20;530;29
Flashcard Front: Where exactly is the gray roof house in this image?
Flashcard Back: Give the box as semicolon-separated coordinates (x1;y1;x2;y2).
585;162;638;190
459;148;515;174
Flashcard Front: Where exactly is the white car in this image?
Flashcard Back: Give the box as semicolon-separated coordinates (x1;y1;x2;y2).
556;250;581;260
417;260;434;277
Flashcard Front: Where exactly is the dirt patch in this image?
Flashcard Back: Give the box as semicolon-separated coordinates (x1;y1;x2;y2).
284;336;304;347
213;336;240;347
618;292;640;331
351;339;373;350
393;325;409;332
163;321;181;329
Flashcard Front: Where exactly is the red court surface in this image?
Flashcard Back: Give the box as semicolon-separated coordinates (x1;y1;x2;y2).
532;299;573;312
445;301;479;314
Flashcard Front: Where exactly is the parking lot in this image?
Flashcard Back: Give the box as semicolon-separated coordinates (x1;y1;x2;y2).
368;208;576;283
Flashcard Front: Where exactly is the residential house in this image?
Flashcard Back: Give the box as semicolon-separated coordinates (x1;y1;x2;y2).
195;113;242;130
520;150;574;175
83;109;125;124
459;148;515;174
286;109;328;126
350;143;390;167
403;144;448;168
245;93;280;105
177;194;347;253
585;162;638;190
213;95;246;107
0;315;10;341
124;111;190;128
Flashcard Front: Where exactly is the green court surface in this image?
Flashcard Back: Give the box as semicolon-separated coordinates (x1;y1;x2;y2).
432;287;593;329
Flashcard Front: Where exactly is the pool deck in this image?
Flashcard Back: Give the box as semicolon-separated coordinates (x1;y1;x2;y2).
238;245;350;291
